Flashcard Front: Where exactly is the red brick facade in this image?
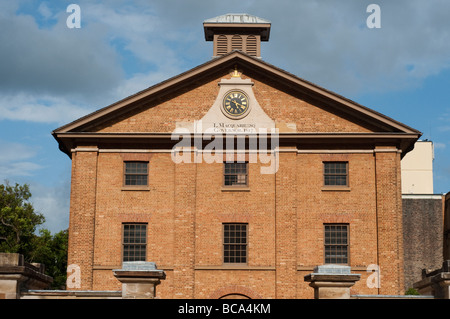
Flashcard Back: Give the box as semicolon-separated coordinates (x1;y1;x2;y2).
54;52;420;298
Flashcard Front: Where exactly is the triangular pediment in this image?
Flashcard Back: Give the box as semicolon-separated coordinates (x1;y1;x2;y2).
53;51;421;156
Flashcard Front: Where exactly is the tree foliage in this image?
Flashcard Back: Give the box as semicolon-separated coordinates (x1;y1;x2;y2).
0;182;45;254
31;228;68;289
0;182;68;289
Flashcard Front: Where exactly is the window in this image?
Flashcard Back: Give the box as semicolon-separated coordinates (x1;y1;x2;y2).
224;162;248;186
323;162;348;186
122;223;147;262
124;161;148;186
324;224;349;264
223;223;247;264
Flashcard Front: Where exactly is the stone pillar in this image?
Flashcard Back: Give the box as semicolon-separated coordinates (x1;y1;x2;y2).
113;262;166;299
0;253;53;299
304;265;360;299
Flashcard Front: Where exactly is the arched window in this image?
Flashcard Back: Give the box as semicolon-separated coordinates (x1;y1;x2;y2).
246;35;257;56
217;35;228;56
219;293;251;299
231;35;243;51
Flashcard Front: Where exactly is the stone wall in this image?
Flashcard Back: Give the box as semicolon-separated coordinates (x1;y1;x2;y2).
444;193;450;261
0;253;52;299
0;254;165;299
402;196;444;291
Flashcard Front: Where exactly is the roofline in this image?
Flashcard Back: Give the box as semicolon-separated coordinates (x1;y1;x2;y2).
203;23;271;41
53;131;420;159
54;131;421;139
53;51;421;137
203;23;271;27
203;13;271;24
53;54;236;133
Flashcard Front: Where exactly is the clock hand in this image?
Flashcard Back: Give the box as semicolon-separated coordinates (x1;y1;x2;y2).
233;100;246;109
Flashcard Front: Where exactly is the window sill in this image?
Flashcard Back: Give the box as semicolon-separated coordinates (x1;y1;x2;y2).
221;186;250;192
321;186;351;192
297;265;365;271
121;186;150;191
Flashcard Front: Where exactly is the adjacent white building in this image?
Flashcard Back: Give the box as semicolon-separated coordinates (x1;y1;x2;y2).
401;140;434;194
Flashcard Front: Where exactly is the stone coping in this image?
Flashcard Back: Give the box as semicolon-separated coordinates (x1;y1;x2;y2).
21;290;122;299
113;261;166;280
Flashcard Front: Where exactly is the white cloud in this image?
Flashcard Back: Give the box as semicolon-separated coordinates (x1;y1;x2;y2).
0;3;123;100
437;108;450;132
0;140;42;179
0;1;197;125
79;0;450;98
31;181;70;233
0;93;94;125
1;0;450;123
434;142;446;150
251;0;450;96
38;2;53;20
0;162;43;179
0;140;36;162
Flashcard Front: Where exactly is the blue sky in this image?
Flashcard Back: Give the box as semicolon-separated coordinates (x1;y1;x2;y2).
0;0;449;233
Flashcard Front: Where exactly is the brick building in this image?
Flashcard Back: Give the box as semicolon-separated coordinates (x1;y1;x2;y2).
53;14;421;298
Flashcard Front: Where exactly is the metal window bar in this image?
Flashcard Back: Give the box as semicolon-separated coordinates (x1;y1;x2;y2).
224;162;248;186
324;162;348;186
223;223;247;264
123;223;147;262
324;224;349;264
124;162;148;186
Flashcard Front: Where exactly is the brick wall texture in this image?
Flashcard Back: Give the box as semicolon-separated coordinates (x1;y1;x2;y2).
402;198;444;290
66;67;408;298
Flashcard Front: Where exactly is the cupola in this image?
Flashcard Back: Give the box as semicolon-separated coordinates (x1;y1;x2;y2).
203;13;271;58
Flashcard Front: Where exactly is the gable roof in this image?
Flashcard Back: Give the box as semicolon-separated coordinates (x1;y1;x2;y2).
54;50;420;134
52;50;421;156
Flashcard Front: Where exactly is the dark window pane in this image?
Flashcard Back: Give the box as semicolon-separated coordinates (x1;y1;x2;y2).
124;162;148;186
123;223;147;262
224;162;248;186
223;223;247;263
324;224;349;264
324;162;348;186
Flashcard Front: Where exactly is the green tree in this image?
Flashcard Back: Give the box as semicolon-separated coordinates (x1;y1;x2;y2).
0;182;68;289
31;229;68;289
0;182;45;256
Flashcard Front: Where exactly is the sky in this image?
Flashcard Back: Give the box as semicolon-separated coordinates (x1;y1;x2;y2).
0;0;449;233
